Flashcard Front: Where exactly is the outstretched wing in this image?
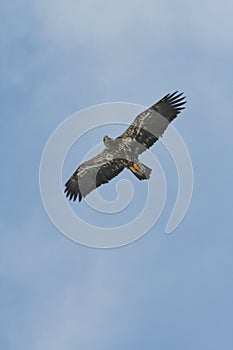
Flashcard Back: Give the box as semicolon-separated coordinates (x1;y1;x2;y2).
119;91;186;152
64;150;126;202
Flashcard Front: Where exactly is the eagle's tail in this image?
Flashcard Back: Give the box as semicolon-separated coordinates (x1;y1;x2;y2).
128;162;152;180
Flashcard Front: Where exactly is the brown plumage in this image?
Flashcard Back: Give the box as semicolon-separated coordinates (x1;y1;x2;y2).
65;91;186;202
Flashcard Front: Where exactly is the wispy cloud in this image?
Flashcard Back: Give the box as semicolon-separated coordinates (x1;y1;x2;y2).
1;1;233;349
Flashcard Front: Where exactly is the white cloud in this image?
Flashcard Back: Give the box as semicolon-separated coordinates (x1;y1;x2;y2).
32;0;233;53
1;3;233;348
32;260;123;350
0;214;136;350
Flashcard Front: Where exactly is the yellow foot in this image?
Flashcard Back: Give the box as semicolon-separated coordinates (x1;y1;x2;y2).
130;163;139;172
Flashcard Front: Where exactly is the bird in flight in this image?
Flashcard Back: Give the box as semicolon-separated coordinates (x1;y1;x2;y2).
64;91;186;202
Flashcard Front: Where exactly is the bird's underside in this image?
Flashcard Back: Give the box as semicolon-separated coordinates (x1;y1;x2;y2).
64;91;186;202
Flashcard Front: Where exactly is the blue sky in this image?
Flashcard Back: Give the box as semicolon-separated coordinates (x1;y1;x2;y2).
1;0;233;349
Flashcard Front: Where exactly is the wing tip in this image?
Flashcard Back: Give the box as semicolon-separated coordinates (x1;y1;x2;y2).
166;91;186;107
64;176;82;202
156;90;187;119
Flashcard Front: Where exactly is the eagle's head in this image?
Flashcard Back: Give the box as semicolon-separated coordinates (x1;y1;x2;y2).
103;135;113;147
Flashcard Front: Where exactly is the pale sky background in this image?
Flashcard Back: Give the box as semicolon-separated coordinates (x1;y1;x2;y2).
1;1;233;349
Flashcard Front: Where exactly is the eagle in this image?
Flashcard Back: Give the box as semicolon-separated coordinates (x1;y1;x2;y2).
64;91;186;202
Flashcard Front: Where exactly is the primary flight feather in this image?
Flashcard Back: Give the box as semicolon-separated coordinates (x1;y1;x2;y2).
64;91;186;202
